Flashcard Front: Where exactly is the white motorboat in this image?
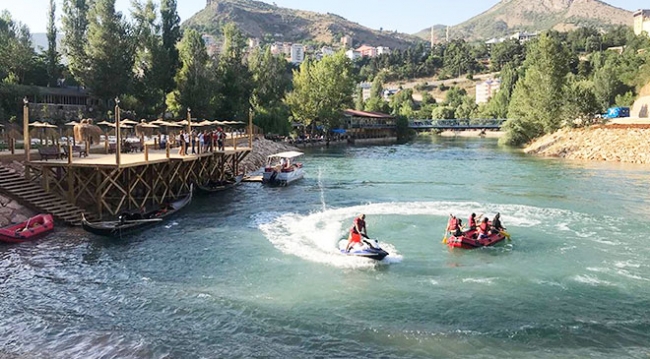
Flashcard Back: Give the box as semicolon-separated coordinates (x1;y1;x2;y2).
262;151;305;186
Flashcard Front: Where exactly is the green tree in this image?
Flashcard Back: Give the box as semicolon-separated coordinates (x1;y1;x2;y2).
431;105;455;119
490;39;525;71
249;47;291;134
216;23;252;121
61;0;91;84
128;0;166;118
443;40;475;78
286;51;355;130
166;29;214;117
444;87;467;108
160;0;181;93
564;77;600;124
83;0;133;107
46;0;59;87
0;11;34;84
482;63;519;118
354;86;364;111
365;72;389;113
503;33;571;146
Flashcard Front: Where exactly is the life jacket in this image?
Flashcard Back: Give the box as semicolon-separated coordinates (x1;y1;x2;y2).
351;218;366;234
469;216;476;228
447;217;457;231
479;221;489;234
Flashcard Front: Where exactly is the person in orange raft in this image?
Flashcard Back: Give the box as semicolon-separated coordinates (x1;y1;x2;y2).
345;214;367;252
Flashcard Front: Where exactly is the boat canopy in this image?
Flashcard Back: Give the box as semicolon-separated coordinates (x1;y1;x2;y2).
268;151;304;159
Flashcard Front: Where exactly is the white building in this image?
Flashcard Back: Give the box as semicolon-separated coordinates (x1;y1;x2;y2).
475;78;501;104
345;49;361;61
376;46;391;56
248;37;260;49
290;44;305;64
358;82;372;101
321;46;334;56
634;10;650;36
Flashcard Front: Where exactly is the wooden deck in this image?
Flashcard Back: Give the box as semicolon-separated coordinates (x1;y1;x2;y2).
29;147;251;168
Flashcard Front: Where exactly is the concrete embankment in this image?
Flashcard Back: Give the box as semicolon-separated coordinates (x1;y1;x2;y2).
524;125;650;164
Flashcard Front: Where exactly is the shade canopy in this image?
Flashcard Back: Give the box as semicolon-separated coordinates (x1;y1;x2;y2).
64;121;79;126
120;119;138;125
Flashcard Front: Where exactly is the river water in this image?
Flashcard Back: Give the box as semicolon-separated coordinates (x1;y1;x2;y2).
2;136;650;358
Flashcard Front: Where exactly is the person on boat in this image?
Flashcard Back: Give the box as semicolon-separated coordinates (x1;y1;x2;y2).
452;218;464;237
478;217;490;239
446;214;458;237
345;214;367;252
468;213;478;231
491;213;506;234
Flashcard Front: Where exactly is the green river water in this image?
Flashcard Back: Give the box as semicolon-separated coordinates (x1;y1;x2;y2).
1;136;649;358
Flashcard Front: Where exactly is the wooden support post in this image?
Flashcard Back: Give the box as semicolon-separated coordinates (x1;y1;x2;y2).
166;140;170;159
68;143;73;164
67;167;74;204
232;128;236;150
154;137;158;148
42;165;49;193
248;108;253;149
96;171;102;219
144;144;149;163
105;135;109;154
10;138;14;155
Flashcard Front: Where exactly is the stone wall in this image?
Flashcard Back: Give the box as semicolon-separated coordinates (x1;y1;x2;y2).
524;125;650;164
0;195;34;227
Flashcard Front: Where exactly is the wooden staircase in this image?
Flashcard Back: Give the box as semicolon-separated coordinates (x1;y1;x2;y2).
0;165;93;226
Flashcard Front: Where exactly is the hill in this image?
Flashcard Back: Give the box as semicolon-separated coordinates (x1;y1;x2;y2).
184;0;420;49
416;0;633;41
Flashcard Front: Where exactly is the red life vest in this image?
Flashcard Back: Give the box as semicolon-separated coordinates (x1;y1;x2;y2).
447;217;457;231
479;221;489;234
469;216;476;228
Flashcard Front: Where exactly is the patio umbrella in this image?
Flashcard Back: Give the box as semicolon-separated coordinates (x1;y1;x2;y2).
120;119;138;125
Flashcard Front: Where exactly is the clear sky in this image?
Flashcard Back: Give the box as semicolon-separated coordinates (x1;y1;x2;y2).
1;0;648;34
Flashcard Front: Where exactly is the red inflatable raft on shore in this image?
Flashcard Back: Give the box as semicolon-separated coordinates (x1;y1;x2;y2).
447;229;508;249
0;214;54;244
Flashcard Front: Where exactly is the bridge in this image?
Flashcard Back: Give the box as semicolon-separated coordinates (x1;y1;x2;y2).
408;119;507;131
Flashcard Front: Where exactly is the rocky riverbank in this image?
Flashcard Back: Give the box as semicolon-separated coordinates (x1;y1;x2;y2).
524;125;650;164
0;162;34;226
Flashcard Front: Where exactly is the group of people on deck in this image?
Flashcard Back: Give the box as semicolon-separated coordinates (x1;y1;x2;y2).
177;128;226;156
447;213;506;239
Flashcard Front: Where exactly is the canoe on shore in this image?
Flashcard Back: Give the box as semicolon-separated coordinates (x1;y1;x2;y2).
81;185;193;238
196;174;243;193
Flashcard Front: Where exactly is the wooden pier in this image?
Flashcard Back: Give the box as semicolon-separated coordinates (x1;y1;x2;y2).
26;145;251;220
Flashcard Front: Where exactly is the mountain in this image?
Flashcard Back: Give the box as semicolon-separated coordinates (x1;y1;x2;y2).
183;0;420;49
416;0;633;42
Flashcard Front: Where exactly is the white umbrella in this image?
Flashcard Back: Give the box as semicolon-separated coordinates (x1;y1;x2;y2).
64;121;79;126
120;119;138;125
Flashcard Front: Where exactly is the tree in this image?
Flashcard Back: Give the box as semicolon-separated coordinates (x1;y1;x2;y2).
286;51;355;131
46;0;59;87
166;29;214;117
0;11;34;84
128;0;166;118
216;23;252;121
160;0;181;93
431;106;455;119
443;40;475;78
61;0;91;84
503;33;571;146
83;0;133;108
365;71;389;113
444;87;467;108
249;47;291;134
490;39;525;71
564;77;600;124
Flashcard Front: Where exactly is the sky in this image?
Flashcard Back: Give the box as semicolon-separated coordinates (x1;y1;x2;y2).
1;0;648;35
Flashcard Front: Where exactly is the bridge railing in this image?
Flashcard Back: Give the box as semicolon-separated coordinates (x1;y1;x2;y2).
408;119;508;129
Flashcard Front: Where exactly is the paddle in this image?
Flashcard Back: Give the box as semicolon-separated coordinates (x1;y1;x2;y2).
442;213;452;244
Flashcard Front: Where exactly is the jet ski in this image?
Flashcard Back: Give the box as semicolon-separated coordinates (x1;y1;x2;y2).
338;238;389;260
